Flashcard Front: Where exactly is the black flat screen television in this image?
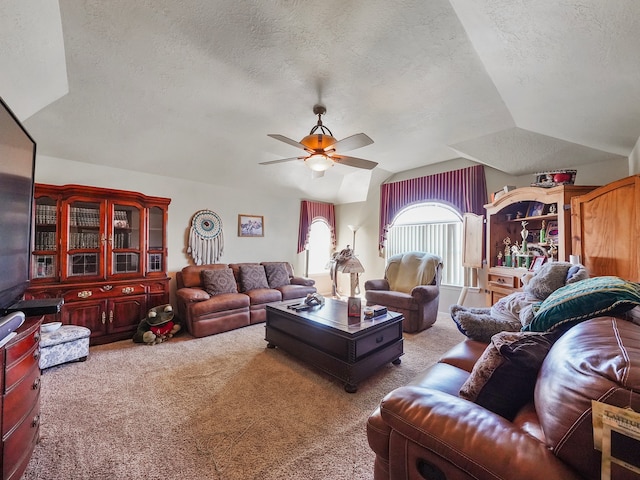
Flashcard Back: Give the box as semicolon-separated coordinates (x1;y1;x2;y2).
0;96;36;314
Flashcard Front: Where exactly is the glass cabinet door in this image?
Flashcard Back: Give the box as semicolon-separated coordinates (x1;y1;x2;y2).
32;195;58;280
66;200;103;278
110;203;141;276
147;206;165;274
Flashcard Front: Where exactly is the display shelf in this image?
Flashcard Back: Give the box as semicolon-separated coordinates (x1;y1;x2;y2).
484;185;596;305
28;184;171;345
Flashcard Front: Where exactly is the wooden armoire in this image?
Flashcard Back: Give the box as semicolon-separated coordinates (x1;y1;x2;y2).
571;175;640;281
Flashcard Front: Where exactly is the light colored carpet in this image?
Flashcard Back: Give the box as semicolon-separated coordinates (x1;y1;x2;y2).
23;312;465;480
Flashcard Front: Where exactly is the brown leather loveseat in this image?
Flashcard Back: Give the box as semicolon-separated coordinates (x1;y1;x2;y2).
176;262;316;338
367;316;640;480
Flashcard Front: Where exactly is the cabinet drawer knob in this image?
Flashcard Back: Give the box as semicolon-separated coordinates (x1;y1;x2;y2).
32;415;40;428
376;335;384;344
101;312;106;324
34;332;41;343
103;284;113;291
33;350;40;361
78;290;92;299
122;287;134;294
32;377;41;390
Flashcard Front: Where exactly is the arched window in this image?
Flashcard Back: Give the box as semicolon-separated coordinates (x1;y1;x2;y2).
306;220;332;275
386;202;464;286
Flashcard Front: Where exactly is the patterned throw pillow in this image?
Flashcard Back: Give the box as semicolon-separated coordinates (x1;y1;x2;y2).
459;330;560;421
264;263;291;289
201;268;238;296
239;265;270;292
524;276;640;333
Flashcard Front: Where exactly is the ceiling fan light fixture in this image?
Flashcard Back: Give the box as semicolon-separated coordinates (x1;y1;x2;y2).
305;153;334;172
300;133;336;151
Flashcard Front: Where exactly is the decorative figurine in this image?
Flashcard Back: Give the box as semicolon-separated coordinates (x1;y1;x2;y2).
520;221;529;253
549;204;557;214
503;237;512;267
540;220;546;243
548;238;557;260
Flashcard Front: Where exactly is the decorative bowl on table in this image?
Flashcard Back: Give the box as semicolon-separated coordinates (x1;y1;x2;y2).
40;322;62;333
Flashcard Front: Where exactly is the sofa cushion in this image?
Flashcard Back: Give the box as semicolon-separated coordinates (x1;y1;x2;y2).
180;264;228;288
524;276;640;333
264;262;291;289
238;264;270;292
201;268;238;295
459;330;559;421
245;288;282;305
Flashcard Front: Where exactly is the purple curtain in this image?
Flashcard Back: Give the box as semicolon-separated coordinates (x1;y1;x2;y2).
378;164;487;253
298;200;337;253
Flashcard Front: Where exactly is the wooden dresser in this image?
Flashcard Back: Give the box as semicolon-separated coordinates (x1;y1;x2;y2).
1;317;42;480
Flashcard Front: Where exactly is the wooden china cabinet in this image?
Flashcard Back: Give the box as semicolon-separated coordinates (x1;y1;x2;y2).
484;185;596;306
26;184;171;345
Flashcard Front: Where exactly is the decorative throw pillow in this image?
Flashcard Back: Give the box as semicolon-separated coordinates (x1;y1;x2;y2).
459;330;560;421
523;276;640;333
449;304;521;343
239;265;270;292
264;263;291;289
201;268;238;296
523;261;589;300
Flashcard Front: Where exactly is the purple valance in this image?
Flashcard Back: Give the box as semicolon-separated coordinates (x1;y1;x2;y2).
379;164;487;253
298;200;337;253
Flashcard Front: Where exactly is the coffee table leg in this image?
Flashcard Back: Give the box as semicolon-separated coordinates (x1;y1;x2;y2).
266;343;276;349
345;383;358;394
392;358;401;365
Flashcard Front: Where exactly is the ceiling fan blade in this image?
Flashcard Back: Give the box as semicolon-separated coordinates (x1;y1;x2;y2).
259;156;302;165
328;133;374;153
331;155;378;170
267;134;307;150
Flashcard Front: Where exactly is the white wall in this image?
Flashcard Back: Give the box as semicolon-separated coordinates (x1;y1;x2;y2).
630;137;640;175
35;155;309;302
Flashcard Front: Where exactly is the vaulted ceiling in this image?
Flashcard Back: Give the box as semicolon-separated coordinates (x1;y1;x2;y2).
2;1;638;203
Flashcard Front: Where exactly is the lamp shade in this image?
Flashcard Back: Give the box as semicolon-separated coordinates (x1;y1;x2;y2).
336;256;364;274
305;154;334;172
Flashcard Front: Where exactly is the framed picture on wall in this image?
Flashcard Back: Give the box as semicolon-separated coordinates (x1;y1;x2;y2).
238;214;264;237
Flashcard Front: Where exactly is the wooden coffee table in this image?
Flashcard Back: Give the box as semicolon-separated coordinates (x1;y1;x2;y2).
265;298;404;393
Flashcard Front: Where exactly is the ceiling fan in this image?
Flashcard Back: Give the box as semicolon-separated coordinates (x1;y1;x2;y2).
261;104;377;177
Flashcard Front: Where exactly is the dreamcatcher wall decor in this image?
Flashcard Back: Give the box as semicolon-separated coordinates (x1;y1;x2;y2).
187;209;224;265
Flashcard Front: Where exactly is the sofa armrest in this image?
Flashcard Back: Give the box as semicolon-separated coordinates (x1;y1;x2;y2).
176;287;210;303
410;285;439;303
380;386;581;480
364;279;390;291
290;276;315;287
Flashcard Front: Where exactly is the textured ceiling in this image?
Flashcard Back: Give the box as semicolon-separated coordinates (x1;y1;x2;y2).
2;0;638;203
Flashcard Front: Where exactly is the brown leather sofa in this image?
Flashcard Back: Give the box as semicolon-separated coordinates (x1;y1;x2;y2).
367;316;640;480
175;262;316;338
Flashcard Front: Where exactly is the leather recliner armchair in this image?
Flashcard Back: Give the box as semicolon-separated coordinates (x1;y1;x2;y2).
367;316;640;480
364;251;442;333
